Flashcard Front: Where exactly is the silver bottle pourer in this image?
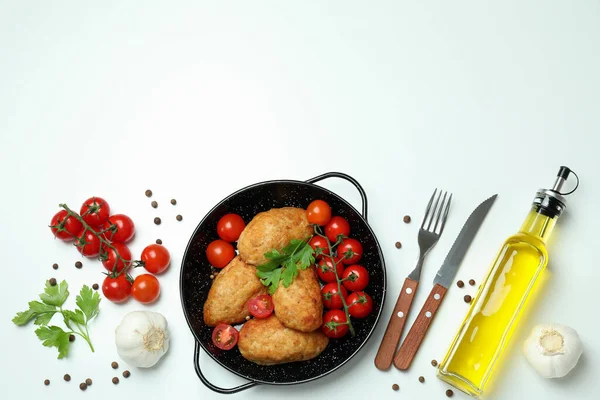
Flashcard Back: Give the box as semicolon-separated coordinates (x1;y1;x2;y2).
533;166;579;218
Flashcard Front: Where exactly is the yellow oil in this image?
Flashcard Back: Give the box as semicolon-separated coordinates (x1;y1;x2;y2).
438;208;556;397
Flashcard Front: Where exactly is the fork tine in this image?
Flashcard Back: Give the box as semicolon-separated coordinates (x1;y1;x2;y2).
433;191;448;233
438;193;452;234
425;190;442;231
420;189;438;229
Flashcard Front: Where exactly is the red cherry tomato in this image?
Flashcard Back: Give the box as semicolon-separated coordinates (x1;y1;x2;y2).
131;274;161;304
102;214;135;243
212;324;239;350
50;210;83;241
101;243;132;273
102;274;131;303
322;309;349;339
247;294;274;319
309;236;331;259
342;265;370;292
217;213;246;242
80;197;110;227
306;200;332;226
337;238;363;265
316;255;344;283
206;240;235;268
324;216;350;243
76;229;101;257
347;291;374;318
321;282;348;309
141;244;171;274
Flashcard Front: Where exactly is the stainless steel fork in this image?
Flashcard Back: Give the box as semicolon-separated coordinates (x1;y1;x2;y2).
374;189;452;370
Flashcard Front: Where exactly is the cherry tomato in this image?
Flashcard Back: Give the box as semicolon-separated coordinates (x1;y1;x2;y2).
325;216;350;243
80;197;110;227
309;236;330;259
247;294;274;319
212;323;239;350
342;265;370;292
306;200;332;226
131;274;161;304
102;214;135;243
316;255;344;283
337;238;363;265
102;274;131;303
76;229;101;257
322;309;349;339
101;243;132;273
141;244;171;274
50;210;83;241
321;282;348;309
217;214;245;242
206;240;235;268
347;291;374;318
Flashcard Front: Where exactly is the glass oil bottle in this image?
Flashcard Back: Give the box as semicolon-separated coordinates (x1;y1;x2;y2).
437;166;578;397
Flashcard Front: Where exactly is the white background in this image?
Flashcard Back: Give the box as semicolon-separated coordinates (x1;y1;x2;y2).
1;1;599;399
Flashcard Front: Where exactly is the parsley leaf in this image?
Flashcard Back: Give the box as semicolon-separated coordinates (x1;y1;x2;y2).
76;285;100;321
256;238;315;294
35;326;70;359
39;280;69;307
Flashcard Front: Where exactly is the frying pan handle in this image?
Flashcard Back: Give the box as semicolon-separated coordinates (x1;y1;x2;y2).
194;341;259;394
306;172;368;221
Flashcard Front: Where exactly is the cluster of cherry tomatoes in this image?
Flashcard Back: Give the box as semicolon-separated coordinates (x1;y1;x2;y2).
50;197;171;305
306;199;374;339
205;213;246;268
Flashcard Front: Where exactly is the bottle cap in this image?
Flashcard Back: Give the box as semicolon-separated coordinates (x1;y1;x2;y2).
533;166;579;217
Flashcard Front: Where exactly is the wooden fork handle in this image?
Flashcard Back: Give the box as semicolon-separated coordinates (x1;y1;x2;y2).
393;283;448;370
374;277;419;370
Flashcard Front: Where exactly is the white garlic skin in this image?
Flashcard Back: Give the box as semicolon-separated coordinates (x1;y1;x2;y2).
115;311;170;368
523;323;583;378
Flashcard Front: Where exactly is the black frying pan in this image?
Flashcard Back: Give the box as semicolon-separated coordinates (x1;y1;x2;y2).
179;172;387;394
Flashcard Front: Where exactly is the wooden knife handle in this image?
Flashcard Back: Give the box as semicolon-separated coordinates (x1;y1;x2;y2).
393;283;448;370
374;277;419;370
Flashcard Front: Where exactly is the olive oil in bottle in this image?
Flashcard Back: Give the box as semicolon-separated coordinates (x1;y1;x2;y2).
437;166;578;397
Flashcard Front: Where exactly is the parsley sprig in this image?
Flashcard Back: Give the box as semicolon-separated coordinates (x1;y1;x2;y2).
256;238;315;294
12;280;100;358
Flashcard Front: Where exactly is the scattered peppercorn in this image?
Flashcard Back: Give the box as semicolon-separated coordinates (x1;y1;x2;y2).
112;377;119;384
85;378;92;386
392;383;399;391
176;214;183;221
418;376;425;383
52;263;59;270
395;241;402;249
75;261;82;269
49;278;57;286
92;283;99;290
171;199;177;205
145;189;152;197
79;382;87;391
457;280;464;288
156;239;162;244
111;361;119;369
69;334;75;342
123;370;131;378
403;215;411;223
44;379;50;386
464;295;472;303
64;374;71;382
154;217;161;225
469;279;476;286
431;359;438;367
446;389;454;397
151;201;158;208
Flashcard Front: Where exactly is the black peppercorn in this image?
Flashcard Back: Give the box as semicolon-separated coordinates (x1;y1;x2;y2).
176;214;183;221
112;377;119;384
75;261;82;269
69;334;75;342
395;241;402;249
92;283;99;290
52;263;58;270
151;201;158;208
64;374;71;382
123;370;131;378
170;199;177;205
156;239;162;244
403;215;411;223
446;389;454;397
464;295;472;304
111;361;119;369
49;278;57;286
79;382;87;391
44;379;50;386
457;280;464;288
145;190;152;197
469;279;476;286
85;378;92;386
154;217;161;225
418;376;425;383
392;383;399;391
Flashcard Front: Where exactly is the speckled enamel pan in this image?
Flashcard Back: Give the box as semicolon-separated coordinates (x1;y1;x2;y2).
180;172;387;394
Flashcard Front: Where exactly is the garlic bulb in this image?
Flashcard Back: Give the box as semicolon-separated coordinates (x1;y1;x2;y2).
115;311;170;368
523;323;583;378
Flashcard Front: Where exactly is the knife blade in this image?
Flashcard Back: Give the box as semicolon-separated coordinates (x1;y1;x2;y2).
393;194;497;370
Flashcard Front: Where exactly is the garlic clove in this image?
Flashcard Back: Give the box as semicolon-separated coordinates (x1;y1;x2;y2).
523;323;583;379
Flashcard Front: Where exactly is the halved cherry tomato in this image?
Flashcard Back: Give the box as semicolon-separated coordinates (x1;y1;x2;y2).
347;291;374;318
80;197;110;227
76;229;101;257
101;243;132;273
324;216;350;243
247;294;274;319
206;240;236;268
316;255;344;283
217;213;246;242
212;324;239;350
337;238;363;265
322;309;349;339
306;200;332;226
141;244;171;274
102;274;131;303
50;210;83;241
342;265;370;292
102;214;135;243
131;274;161;304
321;282;348;309
309;236;331;259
